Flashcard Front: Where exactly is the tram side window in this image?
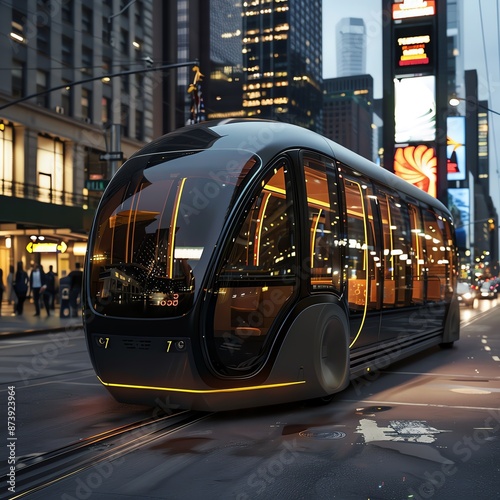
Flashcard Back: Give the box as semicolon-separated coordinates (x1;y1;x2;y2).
422;208;448;301
377;188;413;308
221;162;296;276
301;152;342;292
408;204;426;304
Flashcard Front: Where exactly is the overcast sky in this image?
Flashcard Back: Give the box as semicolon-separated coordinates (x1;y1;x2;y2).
322;0;500;217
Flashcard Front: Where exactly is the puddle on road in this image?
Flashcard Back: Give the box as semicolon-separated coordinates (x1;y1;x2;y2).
282;424;347;440
370;441;455;464
356;418;448;444
355;419;454;464
298;429;347;440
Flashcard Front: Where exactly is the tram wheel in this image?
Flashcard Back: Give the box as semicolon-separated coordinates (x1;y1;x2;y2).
439;340;455;349
306;393;336;406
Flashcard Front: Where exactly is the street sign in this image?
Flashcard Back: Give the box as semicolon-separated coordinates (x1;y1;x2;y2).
85;179;110;191
99;151;123;161
26;241;68;253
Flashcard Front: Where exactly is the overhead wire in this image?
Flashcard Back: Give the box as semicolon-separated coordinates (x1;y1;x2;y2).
478;0;500;186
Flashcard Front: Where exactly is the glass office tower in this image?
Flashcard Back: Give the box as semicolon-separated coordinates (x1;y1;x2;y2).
241;0;323;131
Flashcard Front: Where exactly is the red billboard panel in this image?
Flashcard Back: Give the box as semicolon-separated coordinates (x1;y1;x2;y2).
392;0;436;20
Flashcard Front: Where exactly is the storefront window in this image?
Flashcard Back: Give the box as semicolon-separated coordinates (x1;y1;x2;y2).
37;136;64;203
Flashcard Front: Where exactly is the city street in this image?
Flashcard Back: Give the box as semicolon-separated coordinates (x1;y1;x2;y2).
1;300;499;500
1;2;499;499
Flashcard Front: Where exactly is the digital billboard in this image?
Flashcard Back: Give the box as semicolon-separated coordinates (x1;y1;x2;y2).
394;144;437;198
447;116;466;181
394;75;436;143
448;187;470;250
392;0;436;20
394;23;434;75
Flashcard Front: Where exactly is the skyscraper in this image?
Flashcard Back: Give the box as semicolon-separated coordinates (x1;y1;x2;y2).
336;18;367;77
322;75;374;161
241;0;323;131
155;0;323;132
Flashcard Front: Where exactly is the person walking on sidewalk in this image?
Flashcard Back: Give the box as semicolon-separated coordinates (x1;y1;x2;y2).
13;261;29;315
29;263;46;317
7;265;17;315
68;263;83;318
0;268;4;316
45;265;57;310
39;264;51;317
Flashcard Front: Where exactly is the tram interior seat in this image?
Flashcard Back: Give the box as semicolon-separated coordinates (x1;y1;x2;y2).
427;277;442;301
348;278;384;308
230;287;263;337
348;278;367;307
383;279;396;305
213;286;263;338
412;279;424;302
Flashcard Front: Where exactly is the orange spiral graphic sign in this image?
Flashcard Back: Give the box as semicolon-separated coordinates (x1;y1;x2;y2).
394;145;437;198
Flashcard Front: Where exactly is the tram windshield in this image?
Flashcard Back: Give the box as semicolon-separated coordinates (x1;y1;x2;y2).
87;149;259;318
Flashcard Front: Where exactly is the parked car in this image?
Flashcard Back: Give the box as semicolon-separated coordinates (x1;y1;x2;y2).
457;281;477;307
479;279;499;299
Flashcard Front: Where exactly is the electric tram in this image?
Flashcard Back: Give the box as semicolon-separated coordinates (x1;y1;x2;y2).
83;119;460;411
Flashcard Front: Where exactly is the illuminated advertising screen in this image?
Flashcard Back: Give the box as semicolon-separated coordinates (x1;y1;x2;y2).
394;75;436;143
447;116;466;181
394;23;434;75
394;144;437;198
392;0;436;20
448;188;470;250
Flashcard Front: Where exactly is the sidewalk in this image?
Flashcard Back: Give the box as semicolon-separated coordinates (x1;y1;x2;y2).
0;299;82;337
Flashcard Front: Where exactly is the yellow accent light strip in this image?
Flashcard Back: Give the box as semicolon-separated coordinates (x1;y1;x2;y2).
254;192;271;266
310;210;322;264
168;177;187;277
97;376;305;394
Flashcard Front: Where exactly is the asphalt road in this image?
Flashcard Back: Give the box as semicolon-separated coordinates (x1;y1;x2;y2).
1;299;499;500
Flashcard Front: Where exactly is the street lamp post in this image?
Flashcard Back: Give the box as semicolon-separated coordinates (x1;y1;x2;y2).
449;94;500;116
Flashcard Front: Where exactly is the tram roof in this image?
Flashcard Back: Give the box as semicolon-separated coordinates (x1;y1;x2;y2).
132;119;449;216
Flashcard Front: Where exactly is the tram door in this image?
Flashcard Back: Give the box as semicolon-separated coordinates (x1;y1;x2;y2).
341;170;382;348
210;159;297;377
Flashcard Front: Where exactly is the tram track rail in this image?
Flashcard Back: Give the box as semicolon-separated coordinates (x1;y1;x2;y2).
4;410;212;499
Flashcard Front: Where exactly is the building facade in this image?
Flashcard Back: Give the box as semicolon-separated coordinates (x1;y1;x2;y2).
0;0;154;278
322;75;375;161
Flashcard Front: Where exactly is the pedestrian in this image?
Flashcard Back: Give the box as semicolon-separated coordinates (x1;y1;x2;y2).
7;265;17;314
38;264;51;317
0;268;4;316
13;261;29;315
45;265;57;310
68;262;83;317
29;263;46;316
